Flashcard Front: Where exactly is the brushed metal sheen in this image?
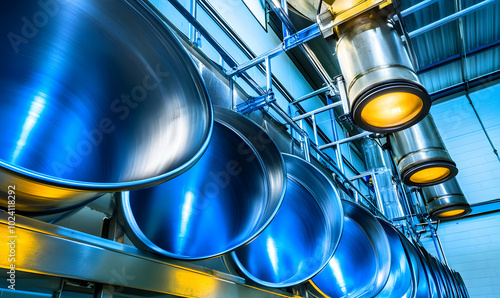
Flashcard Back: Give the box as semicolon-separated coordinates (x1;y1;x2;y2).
311;200;391;298
335;12;430;132
421;178;472;220
0;0;213;214
230;154;343;288
119;107;286;260
390;115;458;187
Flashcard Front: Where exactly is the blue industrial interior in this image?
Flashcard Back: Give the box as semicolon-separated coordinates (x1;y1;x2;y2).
0;0;499;297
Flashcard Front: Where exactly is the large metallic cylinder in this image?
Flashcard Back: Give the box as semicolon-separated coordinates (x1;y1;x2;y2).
230;154;343;288
375;219;414;298
335;12;431;133
118;107;286;260
0;0;213;214
390;114;458;187
421;178;472;220
310;200;391;298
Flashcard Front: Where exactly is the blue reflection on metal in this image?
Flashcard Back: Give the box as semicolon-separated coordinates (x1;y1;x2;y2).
119;108;286;260
311;200;391;298
0;0;213;214
376;219;414;297
231;154;343;288
12;94;47;162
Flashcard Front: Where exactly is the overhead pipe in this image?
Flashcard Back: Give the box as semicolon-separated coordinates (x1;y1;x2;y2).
389;114;458;187
0;0;213;215
230;154;343;288
421;178;472;220
118;108;286;260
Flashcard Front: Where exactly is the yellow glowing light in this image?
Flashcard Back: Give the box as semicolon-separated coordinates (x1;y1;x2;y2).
361;92;423;128
410;167;451;184
438;209;465;218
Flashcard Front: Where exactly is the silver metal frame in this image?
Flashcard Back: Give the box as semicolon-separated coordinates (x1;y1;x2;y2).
0;211;298;298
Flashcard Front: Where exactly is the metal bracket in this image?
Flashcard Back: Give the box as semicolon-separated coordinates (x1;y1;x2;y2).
317;0;393;38
236;92;276;114
283;23;322;51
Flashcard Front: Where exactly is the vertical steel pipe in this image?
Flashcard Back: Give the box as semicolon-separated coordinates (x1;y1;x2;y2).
335;11;431;132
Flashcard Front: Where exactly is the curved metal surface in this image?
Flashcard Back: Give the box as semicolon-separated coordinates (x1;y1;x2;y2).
412;242;439;298
335;12;430;132
398;235;433;298
0;0;213;213
375;219;414;298
390;115;458;187
311;200;391;298
119;107;286;260
231;154;343;288
416;245;447;298
421;178;472;220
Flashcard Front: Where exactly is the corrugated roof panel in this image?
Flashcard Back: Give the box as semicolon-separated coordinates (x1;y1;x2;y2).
419;60;464;92
398;0;500;98
403;0;455;31
411;21;460;66
466;47;500;80
463;1;500;51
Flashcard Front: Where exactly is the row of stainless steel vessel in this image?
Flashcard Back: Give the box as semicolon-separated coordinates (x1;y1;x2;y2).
0;0;468;297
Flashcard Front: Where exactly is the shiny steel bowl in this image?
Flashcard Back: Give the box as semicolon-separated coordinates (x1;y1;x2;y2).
311;200;391;298
230;154;343;288
0;0;213;214
398;236;434;298
415;244;447;298
375;219;414;298
118;107;286;260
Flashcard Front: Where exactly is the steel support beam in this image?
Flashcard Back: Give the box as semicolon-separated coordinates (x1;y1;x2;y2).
292;101;342;121
430;69;500;100
319;131;372;150
290;86;330;105
400;0;440;17
418;39;500;74
226;23;321;77
0;212;299;298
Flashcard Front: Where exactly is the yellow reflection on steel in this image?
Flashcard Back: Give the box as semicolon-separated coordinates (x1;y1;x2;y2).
438;209;466;218
361;92;423;128
410;167;451;184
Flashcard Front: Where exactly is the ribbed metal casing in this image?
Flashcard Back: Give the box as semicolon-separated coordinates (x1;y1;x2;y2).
390;114;458;187
335;11;431;132
421;178;472;220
